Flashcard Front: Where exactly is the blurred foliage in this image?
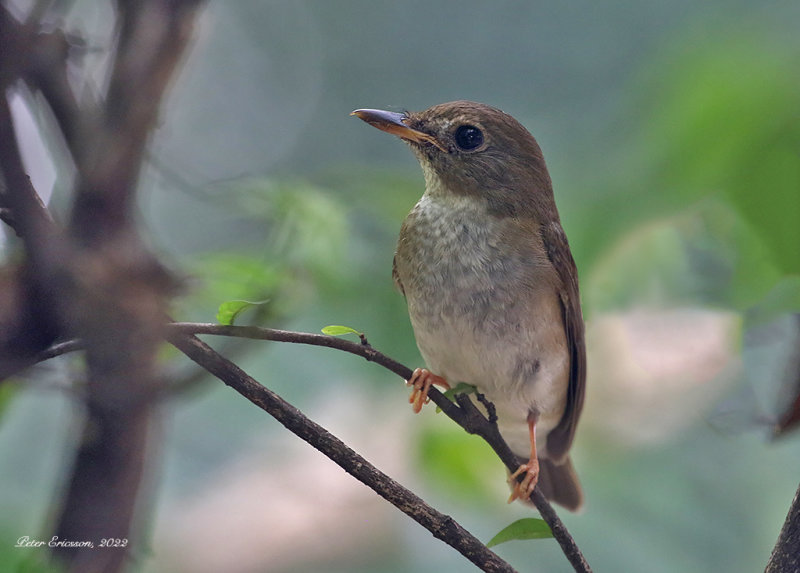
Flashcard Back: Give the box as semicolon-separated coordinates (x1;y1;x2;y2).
646;37;799;278
636;31;800;311
586;216;694;310
229;179;347;284
749;276;800;327
0;383;16;426
0;550;63;573
176;178;348;323
571;31;800;321
416;418;501;502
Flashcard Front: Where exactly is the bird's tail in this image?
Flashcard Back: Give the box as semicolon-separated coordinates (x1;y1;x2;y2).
537;455;583;511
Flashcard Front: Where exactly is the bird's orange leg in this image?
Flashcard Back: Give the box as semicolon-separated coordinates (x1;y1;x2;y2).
406;368;450;413
507;413;539;503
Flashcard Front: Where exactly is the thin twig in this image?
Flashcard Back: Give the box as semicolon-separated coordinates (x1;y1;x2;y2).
167;330;518;573
36;338;84;361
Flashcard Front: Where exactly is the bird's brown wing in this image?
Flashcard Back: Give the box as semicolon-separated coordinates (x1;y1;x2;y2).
392;254;405;296
541;221;586;462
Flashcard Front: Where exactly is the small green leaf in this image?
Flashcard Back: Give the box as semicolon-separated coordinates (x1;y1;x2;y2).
216;299;269;325
441;382;478;402
321;325;362;337
486;518;553;548
436;383;478;413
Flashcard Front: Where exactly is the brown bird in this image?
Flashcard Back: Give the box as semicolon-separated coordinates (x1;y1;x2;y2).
352;101;586;510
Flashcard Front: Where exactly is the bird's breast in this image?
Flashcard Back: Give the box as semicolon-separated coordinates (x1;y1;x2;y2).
395;194;569;457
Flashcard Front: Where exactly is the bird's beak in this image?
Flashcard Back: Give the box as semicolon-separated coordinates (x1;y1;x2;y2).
351;108;447;151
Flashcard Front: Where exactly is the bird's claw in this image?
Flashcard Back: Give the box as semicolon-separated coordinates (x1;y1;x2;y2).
406;368;450;413
507;458;540;503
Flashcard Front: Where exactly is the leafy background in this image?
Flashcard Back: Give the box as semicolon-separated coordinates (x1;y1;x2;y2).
1;1;799;572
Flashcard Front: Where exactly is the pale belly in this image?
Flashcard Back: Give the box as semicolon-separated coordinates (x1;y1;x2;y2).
408;292;569;459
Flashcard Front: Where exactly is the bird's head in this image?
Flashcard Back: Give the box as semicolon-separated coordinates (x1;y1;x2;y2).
353;100;555;218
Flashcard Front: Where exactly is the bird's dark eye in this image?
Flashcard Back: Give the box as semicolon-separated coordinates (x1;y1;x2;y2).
454;125;483;150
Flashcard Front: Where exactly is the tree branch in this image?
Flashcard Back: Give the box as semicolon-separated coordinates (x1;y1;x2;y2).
22;23;99;171
0;14;61;377
166;322;591;572
765;481;800;573
167;330;519;573
36;323;591;571
0;3;203;571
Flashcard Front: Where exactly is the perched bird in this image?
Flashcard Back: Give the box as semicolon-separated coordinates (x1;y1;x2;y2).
352;101;586;510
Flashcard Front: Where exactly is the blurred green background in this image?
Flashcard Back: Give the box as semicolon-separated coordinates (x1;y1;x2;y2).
2;1;800;572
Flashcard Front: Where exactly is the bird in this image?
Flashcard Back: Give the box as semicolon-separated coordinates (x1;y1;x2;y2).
352;101;586;511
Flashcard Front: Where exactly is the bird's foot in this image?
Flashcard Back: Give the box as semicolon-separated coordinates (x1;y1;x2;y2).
406;368;450;413
507;458;540;503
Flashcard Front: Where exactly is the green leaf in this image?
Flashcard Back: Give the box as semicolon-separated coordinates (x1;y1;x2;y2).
486;518;553;548
441;382;478;400
216;299;269;325
321;324;362;337
436;382;478;412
